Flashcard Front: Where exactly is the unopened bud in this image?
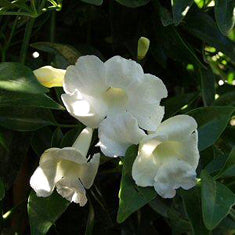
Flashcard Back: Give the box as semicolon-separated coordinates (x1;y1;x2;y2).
137;37;150;60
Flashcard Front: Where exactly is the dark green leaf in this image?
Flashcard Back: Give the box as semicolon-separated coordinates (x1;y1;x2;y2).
214;91;235;106
0;90;63;110
0;179;5;200
171;0;194;25
28;191;69;235
61;127;83;147
216;148;235;178
115;0;150;8
163;92;198;118
201;170;235;230
31;127;53;156
184;11;235;61
85;200;95;235
0;63;48;94
0;107;57;131
0;131;8;151
188;106;235;151
181;186;209;235
117;145;156;223
215;0;235;36
81;0;103;6
200;69;215;106
0;132;31;189
51;127;63;148
148;197;170;217
31;42;81;65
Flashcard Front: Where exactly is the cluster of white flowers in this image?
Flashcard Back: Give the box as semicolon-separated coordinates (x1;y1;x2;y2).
31;55;200;205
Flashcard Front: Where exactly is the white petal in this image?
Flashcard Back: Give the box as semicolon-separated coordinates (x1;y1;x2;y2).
156;115;198;141
61;92;107;128
30;149;58;197
129;74;167;104
56;177;87;206
153;159;197;198
64;55;108;96
127;103;165;131
55;147;87;164
98;113;146;157
72;127;93;157
79;153;100;189
105;56;144;89
33;66;65;88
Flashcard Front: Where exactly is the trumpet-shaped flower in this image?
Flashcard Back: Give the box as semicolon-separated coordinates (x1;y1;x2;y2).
132;115;199;198
61;55;167;131
30;127;100;206
98;112;146;157
34;66;65;88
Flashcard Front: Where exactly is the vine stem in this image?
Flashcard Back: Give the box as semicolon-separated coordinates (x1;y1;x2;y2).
20;18;35;64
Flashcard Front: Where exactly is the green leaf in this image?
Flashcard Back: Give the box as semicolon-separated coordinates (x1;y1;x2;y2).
163;92;198;118
216;148;235;178
117;145;156;223
28;191;70;235
0;179;5;200
214;91;235;106
0;107;57;131
0;131;8;151
0;90;63;110
85;200;95;235
184;11;235;61
200;69;215;106
171;0;194;25
31;42;81;65
51;127;63;148
31;127;53;156
115;0;150;8
61;127;84;147
0;132;31;189
81;0;103;6
188;106;235;151
201;170;235;230
0;63;48;94
215;0;235;36
181;186;209;235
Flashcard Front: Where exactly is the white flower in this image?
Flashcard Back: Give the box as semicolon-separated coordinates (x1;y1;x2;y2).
98;112;146;157
30;127;100;206
132;115;199;198
33;66;65;88
61;55;167;131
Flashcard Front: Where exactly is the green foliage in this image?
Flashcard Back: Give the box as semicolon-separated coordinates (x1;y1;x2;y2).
188;106;235;151
201;170;235;230
117;145;156;223
0;0;234;234
28;191;70;235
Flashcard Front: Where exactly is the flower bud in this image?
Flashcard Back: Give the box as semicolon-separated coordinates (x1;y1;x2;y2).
137;37;150;60
33;66;65;88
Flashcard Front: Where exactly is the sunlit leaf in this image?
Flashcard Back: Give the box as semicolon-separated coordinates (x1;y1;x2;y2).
0;63;48;94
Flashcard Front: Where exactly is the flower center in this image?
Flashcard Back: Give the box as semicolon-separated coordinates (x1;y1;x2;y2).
103;87;128;113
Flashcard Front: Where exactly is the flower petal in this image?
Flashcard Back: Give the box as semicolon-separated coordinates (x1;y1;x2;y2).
79;153;100;189
156;115;198;141
56;177;87;206
64;55;108;96
98;113;146;157
30;149;58;197
61;92;107;128
129;74;167;104
127;103;165;131
105;56;144;89
33;66;65;88
153;159;197;198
